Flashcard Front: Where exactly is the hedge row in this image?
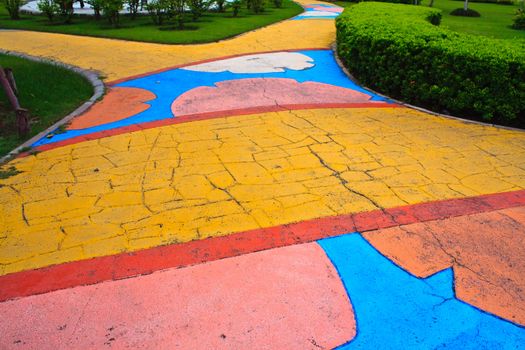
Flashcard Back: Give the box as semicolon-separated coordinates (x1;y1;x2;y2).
336;2;525;127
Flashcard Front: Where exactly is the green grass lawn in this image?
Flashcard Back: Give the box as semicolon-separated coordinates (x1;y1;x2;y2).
427;0;525;40
0;0;303;44
336;0;525;40
0;54;93;158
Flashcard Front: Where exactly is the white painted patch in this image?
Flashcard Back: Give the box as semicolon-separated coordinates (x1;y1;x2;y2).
181;52;315;74
299;11;339;17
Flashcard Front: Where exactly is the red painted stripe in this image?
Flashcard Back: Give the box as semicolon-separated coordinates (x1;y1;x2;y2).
21;103;398;157
106;48;331;86
1;189;524;302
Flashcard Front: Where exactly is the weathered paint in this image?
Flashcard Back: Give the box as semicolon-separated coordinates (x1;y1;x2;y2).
0;243;356;349
363;206;525;326
318;234;525;348
67;87;156;130
33;50;391;147
1;190;523;302
2;107;525;276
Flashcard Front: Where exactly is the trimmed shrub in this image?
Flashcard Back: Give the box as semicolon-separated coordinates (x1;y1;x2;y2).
513;8;525;29
450;8;481;16
336;2;525;127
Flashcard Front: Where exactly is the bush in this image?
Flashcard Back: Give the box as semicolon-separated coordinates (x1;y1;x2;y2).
146;0;168;24
86;0;103;19
101;0;123;26
215;0;225;11
336;2;525;126
188;0;209;21
2;0;22;19
37;0;60;20
231;0;241;15
273;0;282;8
450;8;481;16
126;0;140;18
247;0;265;13
55;0;74;23
513;8;525;29
363;0;420;4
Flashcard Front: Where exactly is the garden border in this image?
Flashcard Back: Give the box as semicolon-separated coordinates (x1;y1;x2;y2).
331;43;525;133
0;48;105;164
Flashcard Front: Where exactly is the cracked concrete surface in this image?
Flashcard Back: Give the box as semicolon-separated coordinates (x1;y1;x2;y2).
363;206;525;326
1;108;525;275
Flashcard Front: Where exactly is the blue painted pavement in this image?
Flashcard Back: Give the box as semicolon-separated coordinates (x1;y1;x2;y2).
318;233;525;349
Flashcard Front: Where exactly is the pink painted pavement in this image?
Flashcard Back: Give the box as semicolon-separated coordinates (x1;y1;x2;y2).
171;78;377;117
0;243;355;349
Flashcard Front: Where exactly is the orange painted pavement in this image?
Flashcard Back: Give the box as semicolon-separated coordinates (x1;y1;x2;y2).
0;243;356;349
67;87;156;130
363;206;525;326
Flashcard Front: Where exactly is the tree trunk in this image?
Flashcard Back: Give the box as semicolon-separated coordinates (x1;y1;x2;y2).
464;0;468;11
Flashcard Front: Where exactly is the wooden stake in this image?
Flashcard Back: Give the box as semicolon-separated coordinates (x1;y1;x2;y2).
5;68;18;96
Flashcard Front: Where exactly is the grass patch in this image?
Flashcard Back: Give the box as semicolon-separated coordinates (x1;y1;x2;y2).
427;0;525;39
336;0;525;40
0;54;93;158
0;0;303;44
0;165;21;179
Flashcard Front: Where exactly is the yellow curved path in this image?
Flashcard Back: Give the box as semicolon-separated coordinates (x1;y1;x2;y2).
1;3;525;275
0;3;334;82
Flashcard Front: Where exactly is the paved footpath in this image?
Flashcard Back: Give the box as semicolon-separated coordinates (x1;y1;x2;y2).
1;2;525;348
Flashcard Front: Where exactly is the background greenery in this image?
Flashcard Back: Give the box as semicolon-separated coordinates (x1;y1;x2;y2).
0;0;303;44
0;54;93;157
336;2;525;127
336;0;525;40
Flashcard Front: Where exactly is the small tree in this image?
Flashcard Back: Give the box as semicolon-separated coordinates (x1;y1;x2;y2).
38;0;60;20
215;0;225;12
231;0;240;16
126;0;140;18
188;0;208;21
146;0;168;24
167;0;185;29
101;0;123;26
248;0;264;13
3;0;22;19
54;0;75;23
87;0;103;19
513;8;525;30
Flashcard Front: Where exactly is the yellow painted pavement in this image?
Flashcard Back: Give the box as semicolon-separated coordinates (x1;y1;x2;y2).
1;2;525;276
0;2;334;82
1;107;525;275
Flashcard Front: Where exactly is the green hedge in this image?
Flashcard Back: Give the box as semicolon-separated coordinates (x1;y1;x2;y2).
336;2;525;127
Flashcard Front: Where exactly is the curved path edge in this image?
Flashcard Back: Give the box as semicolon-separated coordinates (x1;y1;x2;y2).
1;189;523;303
331;44;525;133
0;49;105;164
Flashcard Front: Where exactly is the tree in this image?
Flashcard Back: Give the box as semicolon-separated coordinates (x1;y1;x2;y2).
215;0;225;12
188;0;208;21
126;0;140;18
101;0;124;27
3;0;22;19
168;0;185;29
87;0;103;19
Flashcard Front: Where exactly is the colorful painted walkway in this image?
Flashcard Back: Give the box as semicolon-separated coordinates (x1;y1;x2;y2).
1;1;524;348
